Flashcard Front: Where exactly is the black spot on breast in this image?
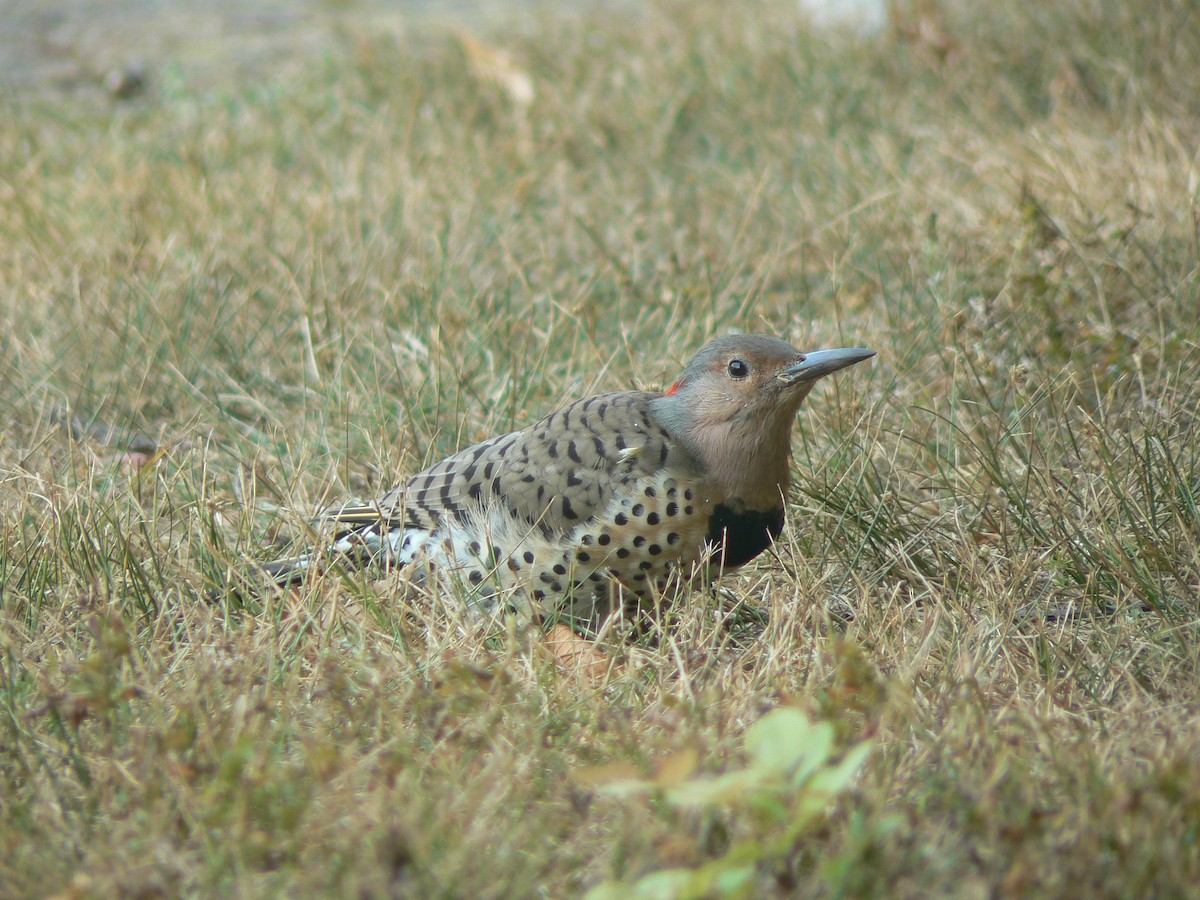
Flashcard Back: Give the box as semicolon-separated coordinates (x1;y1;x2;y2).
647;512;660;526
648;544;662;556
614;512;628;526
598;533;611;546
639;561;652;571
553;563;567;575
523;551;535;564
468;541;481;554
706;504;785;569
666;502;678;517
616;547;631;559
632;503;645;517
468;570;484;585
667;532;680;545
644;486;657;498
577;551;591;563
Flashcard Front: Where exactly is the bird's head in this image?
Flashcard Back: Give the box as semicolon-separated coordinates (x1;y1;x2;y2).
651;335;874;506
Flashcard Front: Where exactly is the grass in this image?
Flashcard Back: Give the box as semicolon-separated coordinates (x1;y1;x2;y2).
2;0;1200;894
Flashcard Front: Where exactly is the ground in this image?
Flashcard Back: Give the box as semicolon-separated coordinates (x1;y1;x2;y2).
1;0;1199;896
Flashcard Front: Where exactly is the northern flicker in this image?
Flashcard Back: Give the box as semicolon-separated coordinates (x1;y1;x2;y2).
260;335;874;633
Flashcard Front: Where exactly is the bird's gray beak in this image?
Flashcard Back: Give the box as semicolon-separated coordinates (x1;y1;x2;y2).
778;348;876;384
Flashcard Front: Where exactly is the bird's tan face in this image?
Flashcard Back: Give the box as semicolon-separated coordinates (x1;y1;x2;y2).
653;335;875;508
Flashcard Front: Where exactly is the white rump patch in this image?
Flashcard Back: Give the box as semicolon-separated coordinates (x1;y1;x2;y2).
333;525;433;566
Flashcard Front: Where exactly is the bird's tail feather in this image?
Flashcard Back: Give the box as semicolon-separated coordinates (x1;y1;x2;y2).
207;504;411;601
258;554;316;587
259;540;383;588
314;502;390;529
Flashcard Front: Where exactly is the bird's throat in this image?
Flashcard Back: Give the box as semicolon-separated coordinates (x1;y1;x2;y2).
705;503;785;569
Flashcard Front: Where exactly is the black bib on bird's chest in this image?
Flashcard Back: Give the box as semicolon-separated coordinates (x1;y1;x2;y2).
705;503;785;569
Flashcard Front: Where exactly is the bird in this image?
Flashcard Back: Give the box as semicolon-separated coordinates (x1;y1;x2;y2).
258;334;875;637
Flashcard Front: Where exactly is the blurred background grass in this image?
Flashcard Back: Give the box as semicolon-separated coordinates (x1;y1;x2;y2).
2;0;1199;895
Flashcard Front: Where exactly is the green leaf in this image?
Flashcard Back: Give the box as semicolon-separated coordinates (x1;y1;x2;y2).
666;768;759;808
712;864;756;896
744;707;835;780
803;740;873;796
585;868;694;900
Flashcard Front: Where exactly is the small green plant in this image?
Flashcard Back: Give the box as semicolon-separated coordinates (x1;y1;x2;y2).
586;708;872;899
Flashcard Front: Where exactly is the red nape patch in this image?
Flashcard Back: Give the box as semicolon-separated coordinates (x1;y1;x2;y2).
664;381;681;397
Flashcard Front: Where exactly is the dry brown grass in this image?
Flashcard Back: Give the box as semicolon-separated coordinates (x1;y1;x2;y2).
2;0;1200;895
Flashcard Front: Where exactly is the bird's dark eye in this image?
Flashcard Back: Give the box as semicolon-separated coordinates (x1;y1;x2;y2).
727;359;750;379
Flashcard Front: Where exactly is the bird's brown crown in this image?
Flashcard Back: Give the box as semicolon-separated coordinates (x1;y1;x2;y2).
662;334;813;427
